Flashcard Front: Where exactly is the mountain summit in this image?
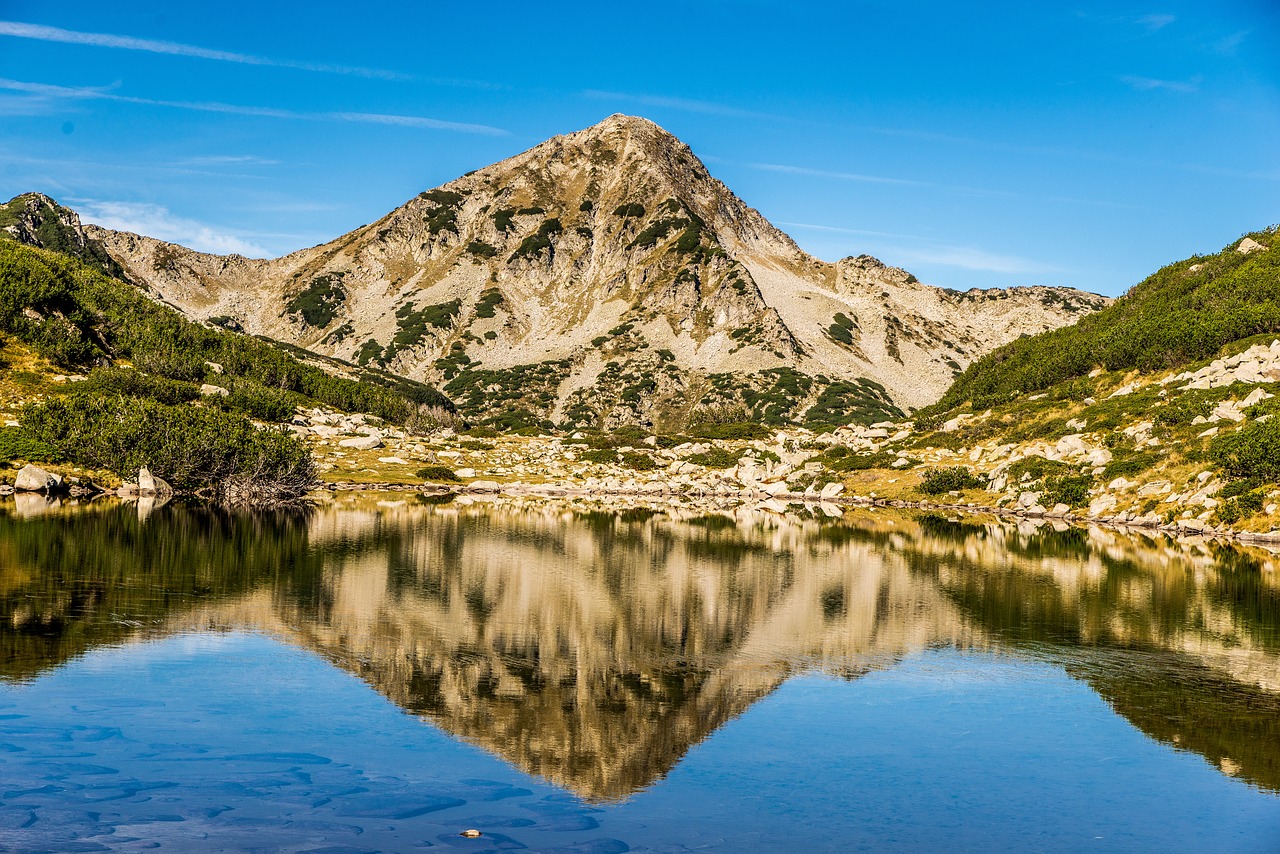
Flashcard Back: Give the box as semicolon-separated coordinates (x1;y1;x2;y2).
18;115;1106;430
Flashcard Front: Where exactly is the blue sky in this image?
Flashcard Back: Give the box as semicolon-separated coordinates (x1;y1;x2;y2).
0;1;1276;295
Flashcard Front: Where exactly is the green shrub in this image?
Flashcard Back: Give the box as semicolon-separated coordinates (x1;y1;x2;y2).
466;241;498;259
286;273;345;329
23;393;314;501
80;367;200;406
827;323;854;345
0;426;59;464
613;203;645;218
687;422;770;440
492;208;516;232
219;380;299;423
917;466;986;495
619;451;658;471
1041;474;1092;508
509;218;562;262
416;465;460;482
1211;418;1280;482
688;447;739;468
1103;452;1159;480
474;287;504;318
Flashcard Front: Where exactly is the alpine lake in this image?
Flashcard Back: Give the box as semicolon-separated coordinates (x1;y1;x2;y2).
0;492;1277;853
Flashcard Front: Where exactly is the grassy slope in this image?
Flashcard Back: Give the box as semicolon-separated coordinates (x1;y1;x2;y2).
923;227;1280;415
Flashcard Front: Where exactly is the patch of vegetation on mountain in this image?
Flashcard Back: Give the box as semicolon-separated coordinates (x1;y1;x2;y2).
693;368;902;428
929;228;1279;413
826;312;858;346
0;194;123;278
418;189;467;236
443;359;572;432
466;240;498;259
613;203;646;218
509;218;562;262
286;272;346;329
474;287;505;318
0;238;454;498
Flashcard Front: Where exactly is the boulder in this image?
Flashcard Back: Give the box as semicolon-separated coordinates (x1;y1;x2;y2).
14;464;63;493
138;467;174;496
199;383;230;397
339;434;383;450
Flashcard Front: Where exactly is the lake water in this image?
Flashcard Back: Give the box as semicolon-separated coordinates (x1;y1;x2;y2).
0;494;1277;852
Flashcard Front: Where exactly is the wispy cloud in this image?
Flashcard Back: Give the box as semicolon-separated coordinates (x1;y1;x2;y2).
1120;74;1200;93
776;221;925;241
752;162;928;187
752;162;1019;199
0;20;410;81
780;221;1057;275
891;245;1058;275
175;155;279;167
1137;14;1176;31
583;89;777;120
0;77;508;135
76;200;272;257
1214;30;1249;55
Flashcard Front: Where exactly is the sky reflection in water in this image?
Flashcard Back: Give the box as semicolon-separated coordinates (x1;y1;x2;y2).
0;497;1277;852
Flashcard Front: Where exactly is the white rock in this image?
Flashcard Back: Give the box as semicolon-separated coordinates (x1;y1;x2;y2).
453;467;476;478
14;464;62;493
1089;494;1118;516
339;434;383;450
1237;236;1266;254
819;482;844;499
199;383;230;397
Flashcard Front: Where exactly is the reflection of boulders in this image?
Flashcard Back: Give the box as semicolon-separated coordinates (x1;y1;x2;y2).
12;492;61;518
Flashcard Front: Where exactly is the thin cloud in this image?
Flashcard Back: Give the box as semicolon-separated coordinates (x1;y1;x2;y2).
752;163;928;187
176;155;279;166
1120;74;1200;93
77;200;272;257
0;77;508;135
890;245;1058;275
752;162;1018;199
583;89;777;120
0;20;409;81
779;221;1057;275
1137;14;1176;31
776;221;926;241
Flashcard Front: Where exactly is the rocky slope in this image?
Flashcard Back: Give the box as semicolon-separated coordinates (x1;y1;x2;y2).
15;114;1106;430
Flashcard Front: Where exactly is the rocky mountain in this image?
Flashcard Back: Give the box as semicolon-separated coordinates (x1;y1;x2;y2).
8;115;1107;431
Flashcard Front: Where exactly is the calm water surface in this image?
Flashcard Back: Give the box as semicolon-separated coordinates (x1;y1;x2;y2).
0;494;1277;852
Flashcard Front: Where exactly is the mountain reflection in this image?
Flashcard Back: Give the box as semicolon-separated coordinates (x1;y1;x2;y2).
1;497;1278;800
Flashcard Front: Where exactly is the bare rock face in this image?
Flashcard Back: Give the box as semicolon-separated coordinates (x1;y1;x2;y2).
52;114;1106;428
14;464;63;493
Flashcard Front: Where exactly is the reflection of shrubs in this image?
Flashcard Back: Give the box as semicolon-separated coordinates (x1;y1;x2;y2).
917;466;985;495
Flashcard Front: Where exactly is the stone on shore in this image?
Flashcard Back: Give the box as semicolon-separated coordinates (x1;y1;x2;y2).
14;464;63;493
138;466;174;496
